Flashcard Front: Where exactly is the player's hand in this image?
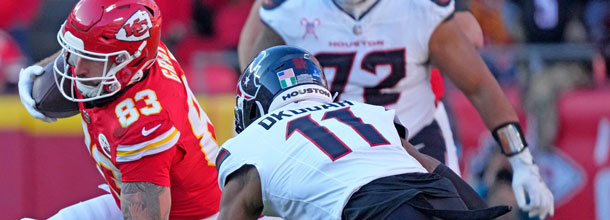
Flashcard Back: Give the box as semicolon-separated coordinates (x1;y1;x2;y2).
18;65;57;123
508;149;554;219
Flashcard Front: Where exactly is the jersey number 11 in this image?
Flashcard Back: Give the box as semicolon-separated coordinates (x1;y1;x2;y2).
286;108;390;161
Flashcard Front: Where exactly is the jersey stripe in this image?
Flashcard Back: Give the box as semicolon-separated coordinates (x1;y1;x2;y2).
116;127;180;162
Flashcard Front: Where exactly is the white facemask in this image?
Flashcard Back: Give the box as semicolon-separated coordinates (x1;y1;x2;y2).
75;81;103;98
333;0;378;19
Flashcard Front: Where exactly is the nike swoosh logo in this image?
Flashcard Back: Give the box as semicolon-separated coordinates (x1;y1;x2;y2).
142;124;162;136
413;143;425;150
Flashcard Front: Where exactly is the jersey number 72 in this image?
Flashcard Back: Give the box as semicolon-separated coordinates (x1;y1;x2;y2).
316;49;406;106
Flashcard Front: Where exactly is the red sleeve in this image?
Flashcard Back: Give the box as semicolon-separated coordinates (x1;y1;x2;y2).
116;145;176;187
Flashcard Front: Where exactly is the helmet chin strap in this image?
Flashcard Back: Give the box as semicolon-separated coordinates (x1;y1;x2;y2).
333;0;378;18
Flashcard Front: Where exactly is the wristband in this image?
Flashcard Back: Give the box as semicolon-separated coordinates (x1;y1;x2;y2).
492;122;528;156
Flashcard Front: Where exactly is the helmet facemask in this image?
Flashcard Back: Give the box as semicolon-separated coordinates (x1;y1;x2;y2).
54;24;148;102
234;83;266;134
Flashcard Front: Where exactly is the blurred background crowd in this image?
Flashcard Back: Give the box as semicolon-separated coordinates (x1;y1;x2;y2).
0;0;609;219
0;0;608;93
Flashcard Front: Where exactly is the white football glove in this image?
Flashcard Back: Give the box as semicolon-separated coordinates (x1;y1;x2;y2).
508;148;554;219
18;65;57;123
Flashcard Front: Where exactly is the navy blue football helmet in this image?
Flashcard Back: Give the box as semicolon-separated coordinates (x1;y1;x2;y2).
234;46;332;133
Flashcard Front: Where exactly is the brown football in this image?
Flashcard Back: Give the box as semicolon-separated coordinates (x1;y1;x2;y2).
32;55;80;118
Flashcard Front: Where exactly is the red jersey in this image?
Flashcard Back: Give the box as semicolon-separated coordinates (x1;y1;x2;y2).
77;43;221;219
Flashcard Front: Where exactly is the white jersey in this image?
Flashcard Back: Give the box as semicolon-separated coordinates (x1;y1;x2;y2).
217;100;427;220
260;0;454;137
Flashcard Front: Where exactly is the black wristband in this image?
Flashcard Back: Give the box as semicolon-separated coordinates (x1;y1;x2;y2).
491;122;528;157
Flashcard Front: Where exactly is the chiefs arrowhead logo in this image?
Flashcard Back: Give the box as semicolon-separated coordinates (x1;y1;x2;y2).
116;9;153;42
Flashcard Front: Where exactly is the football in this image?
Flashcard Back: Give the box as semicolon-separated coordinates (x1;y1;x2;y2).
32;55;80;118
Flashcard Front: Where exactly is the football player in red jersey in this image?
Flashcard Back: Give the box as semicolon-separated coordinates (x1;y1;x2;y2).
18;0;221;219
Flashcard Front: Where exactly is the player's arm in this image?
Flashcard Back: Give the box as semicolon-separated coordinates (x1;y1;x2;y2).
218;165;264;220
237;0;265;69
454;0;483;48
454;12;483;49
116;127;178;220
237;0;285;70
430;18;516;135
120;181;171;220
429;18;554;219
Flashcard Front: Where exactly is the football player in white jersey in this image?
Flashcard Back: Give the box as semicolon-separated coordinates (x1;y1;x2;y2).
217;46;510;220
236;0;554;219
238;0;482;177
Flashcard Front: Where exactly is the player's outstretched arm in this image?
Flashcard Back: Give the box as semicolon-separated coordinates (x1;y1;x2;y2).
237;0;285;71
237;0;265;70
18;50;62;123
219;165;264;220
429;18;554;219
120;181;171;220
429;18;517;131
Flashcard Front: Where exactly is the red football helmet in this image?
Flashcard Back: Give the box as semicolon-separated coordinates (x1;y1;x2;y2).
54;0;161;102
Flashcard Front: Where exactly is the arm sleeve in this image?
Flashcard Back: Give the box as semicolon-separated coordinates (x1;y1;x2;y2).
217;137;262;191
114;118;179;163
114;119;180;187
117;146;176;187
217;142;246;190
